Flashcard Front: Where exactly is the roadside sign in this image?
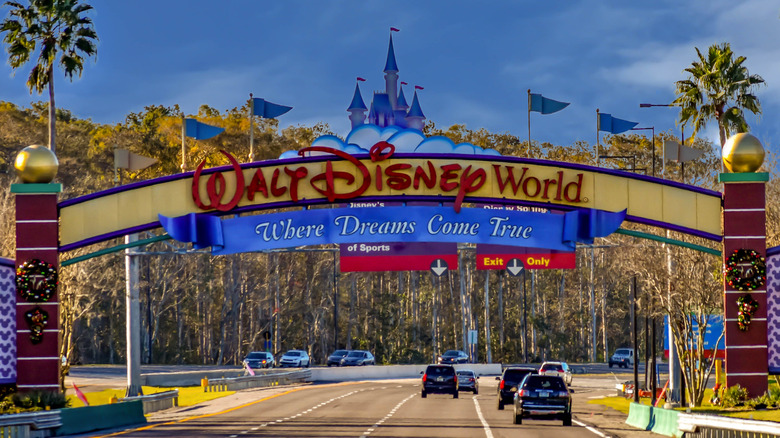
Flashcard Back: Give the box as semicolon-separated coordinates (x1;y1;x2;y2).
506;258;524;277
468;330;478;345
430;259;448;277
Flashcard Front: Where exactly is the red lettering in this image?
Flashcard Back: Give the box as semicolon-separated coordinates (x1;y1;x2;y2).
413;162;437;189
554;171;564;201
522;176;541;197
564;173;584;202
191;150;245;212
385;163;412;190
301;146;370;202
493;165;528;195
247;169;269;200
270;168;287;197
375;165;383;191
440;164;461;192
453;165;486;213
284;166;308;202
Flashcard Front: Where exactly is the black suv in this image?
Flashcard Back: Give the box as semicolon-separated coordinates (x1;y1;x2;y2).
421;364;458;399
513;374;572;426
496;366;537;409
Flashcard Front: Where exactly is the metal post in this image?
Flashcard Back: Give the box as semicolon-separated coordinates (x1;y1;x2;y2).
632;276;639;403
590;247;596;363
523;269;528;363
484;271;492;364
333;250;339;351
651;294;657;406
125;234;142;396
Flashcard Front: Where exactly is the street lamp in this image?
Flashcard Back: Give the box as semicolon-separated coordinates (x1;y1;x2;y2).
630;127;655;177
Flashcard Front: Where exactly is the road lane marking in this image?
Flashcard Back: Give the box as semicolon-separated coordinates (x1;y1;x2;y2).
472;395;494;438
573;419;609;437
359;392;416;437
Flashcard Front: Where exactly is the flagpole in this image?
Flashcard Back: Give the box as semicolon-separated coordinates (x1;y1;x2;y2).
181;116;186;173
527;89;532;153
595;109;600;167
249;93;255;162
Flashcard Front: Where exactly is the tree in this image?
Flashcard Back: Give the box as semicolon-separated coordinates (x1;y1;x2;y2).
1;0;98;153
673;42;764;147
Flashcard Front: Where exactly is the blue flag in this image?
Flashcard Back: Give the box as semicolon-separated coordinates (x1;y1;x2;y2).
252;98;292;118
185;118;224;140
529;94;569;115
598;113;638;134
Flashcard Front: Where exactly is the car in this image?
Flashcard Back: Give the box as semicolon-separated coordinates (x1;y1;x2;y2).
513;374;573;426
438;350;469;364
327;349;350;367
278;349;310;368
243;351;275;369
456;369;479;394
421;364;458;399
609;348;634;368
340;350;375;366
496;366;537;410
539;361;572;385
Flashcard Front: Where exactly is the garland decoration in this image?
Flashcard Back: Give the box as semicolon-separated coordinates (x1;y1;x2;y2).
725;249;766;291
16;259;58;302
737;294;759;332
24;307;48;344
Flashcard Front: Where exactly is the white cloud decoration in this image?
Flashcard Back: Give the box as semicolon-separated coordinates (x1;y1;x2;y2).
278;124;501;159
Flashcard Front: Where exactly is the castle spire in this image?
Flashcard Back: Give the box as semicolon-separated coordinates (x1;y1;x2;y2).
406;89;426;131
384;33;399;110
347;82;367;128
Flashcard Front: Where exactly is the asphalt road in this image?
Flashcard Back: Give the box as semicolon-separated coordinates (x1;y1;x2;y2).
86;376;632;438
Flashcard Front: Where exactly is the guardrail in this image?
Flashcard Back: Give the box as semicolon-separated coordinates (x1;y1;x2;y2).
121;389;179;414
0;410;61;438
203;369;312;392
678;412;780;438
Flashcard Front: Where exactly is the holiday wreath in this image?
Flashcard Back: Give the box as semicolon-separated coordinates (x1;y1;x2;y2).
16;258;58;302
737;294;759;331
725;249;766;291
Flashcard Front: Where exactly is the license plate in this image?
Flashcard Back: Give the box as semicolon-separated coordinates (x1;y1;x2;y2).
539;391;550;397
436;377;444;382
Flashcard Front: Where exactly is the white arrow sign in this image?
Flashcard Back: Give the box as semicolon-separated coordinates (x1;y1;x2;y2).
507;258;525;277
430;259;448;277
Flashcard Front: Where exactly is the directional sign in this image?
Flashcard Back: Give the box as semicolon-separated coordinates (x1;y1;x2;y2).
506;258;525;277
468;330;478;345
430;259;448;277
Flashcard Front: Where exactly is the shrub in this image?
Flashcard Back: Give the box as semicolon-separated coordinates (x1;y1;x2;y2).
720;384;749;408
2;391;71;413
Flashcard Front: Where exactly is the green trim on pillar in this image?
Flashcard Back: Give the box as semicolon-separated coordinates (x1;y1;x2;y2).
616;228;721;256
10;183;62;193
718;172;769;183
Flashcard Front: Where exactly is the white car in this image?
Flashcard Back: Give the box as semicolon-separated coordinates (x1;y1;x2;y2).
539;361;572;385
279;349;311;368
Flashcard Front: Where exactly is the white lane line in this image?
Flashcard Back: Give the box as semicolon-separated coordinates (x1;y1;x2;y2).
472;395;494;438
573;419;609;437
359;392;416;437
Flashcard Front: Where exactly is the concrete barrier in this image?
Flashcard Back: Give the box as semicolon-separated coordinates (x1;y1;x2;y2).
143;369;244;386
626;402;682;437
310;364;502;382
56;400;146;437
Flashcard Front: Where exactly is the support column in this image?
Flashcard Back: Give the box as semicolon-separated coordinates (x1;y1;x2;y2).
12;183;62;392
721;172;768;397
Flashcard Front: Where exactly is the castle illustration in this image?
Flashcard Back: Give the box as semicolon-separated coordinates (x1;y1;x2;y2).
347;33;426;131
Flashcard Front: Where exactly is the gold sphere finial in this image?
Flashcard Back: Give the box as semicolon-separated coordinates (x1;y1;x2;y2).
723;133;765;173
14;145;59;183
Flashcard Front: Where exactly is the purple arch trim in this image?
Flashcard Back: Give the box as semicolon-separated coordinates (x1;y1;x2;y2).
58;154;723;251
768;246;780;257
0;258;13;268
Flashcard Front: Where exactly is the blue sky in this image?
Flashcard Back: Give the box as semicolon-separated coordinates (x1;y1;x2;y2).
2;0;780;153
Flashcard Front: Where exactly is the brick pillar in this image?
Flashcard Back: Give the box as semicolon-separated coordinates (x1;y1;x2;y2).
721;172;768;397
11;183;62;392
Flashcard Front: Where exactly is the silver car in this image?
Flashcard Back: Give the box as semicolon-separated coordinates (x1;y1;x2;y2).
279;349;310;368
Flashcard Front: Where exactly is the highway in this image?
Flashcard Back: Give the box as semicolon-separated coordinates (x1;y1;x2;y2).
91;375;630;438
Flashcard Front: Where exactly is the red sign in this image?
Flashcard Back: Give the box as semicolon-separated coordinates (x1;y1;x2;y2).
476;245;575;270
340;242;458;272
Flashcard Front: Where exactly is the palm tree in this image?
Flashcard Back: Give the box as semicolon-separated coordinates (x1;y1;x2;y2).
673;42;764;147
1;0;98;153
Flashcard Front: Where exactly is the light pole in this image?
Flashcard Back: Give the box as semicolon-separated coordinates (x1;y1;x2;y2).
639;103;686;178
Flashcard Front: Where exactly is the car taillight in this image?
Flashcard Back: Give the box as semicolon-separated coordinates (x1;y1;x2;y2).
517;389;526;397
559;391;569;397
422;374;427;382
499;380;505;389
469;378;475;382
454;376;458;385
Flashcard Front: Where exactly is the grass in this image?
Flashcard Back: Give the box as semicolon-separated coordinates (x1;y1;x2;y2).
589;384;780;422
67;386;234;409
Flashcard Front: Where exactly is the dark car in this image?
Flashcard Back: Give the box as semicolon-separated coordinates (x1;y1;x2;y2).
496;366;537;410
438;350;469;364
421;364;458;399
456;369;479;394
327;349;350;367
340;350;375;366
242;351;274;369
513;374;572;426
